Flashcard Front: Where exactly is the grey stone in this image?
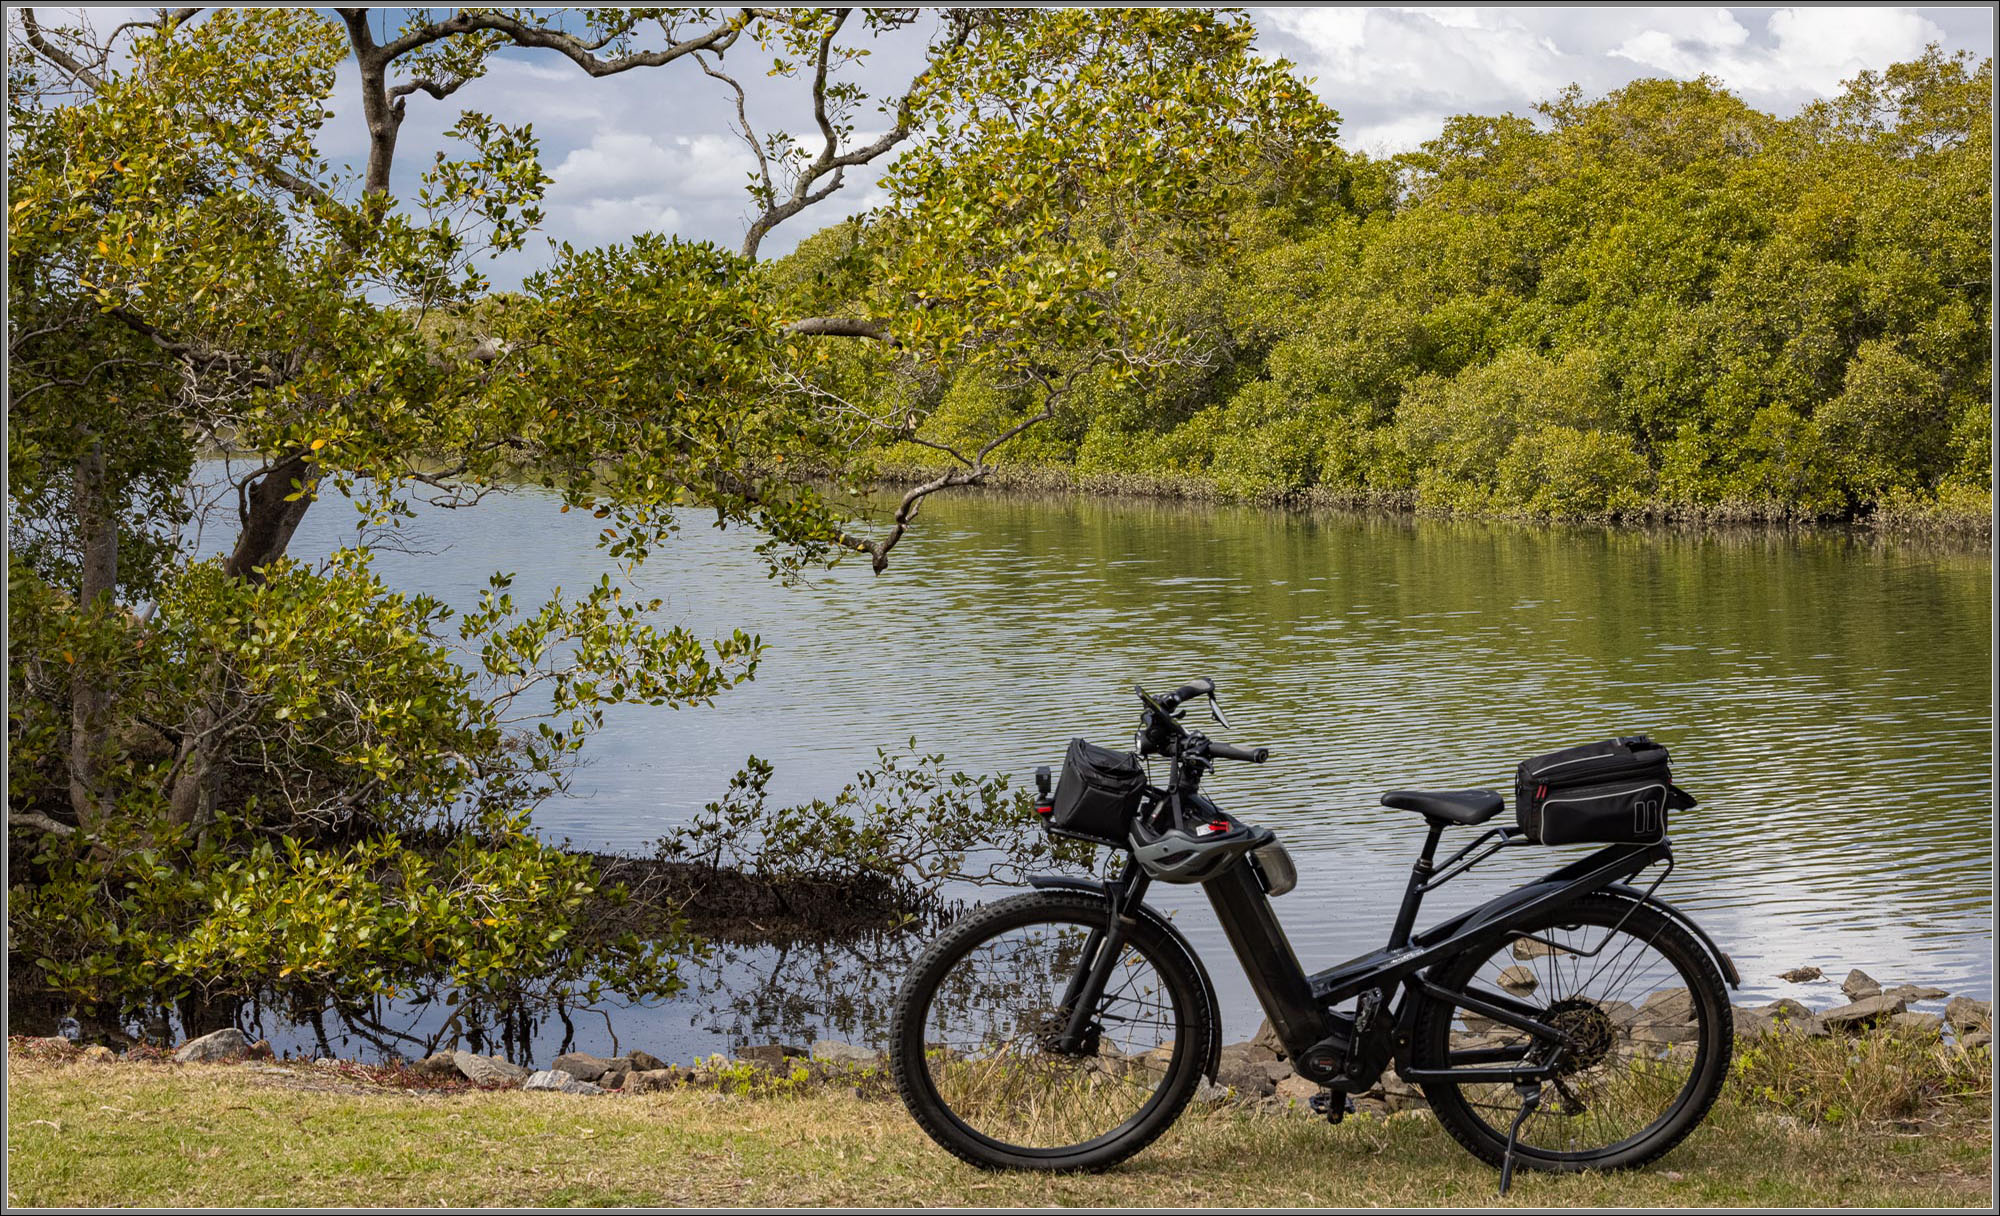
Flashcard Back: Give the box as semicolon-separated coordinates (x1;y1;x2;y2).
1213;1057;1278;1098
1820;993;1907;1031
1192;1079;1230;1104
1889;1011;1944;1035
1840;969;1881;1000
809;1040;882;1067
1630;1021;1701;1044
1218;1038;1279;1065
1881;984;1949;1005
523;1069;604;1095
1770;1014;1829;1038
412;1052;462;1079
1137;1043;1177;1072
452;1050;531;1086
627;1050;667;1072
1756;998;1814;1021
1379;1071;1427;1112
1597;1000;1640;1034
551;1052;615;1083
599;1059;636;1086
174;1027;251;1064
1511;937;1570;961
1250;1017;1287;1059
1776;966;1823;983
1731;1006;1775;1038
623;1067;680;1093
1960;1030;1991;1051
1274;1074;1318;1103
1640;987;1695;1024
1496;965;1539;993
1944;997;1991;1037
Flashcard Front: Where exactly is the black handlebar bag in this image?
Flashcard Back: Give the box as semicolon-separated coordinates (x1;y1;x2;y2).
1515;735;1697;845
1051;737;1147;845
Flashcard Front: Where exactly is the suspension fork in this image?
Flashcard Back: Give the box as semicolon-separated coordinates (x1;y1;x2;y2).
1057;866;1152;1050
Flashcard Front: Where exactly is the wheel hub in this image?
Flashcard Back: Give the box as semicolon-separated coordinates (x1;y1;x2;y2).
1028;1007;1101;1057
1544;998;1615;1074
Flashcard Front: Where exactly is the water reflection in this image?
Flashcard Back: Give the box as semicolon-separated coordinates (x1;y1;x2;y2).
219;483;1995;1063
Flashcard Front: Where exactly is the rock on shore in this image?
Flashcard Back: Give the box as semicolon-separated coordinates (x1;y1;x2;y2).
173;1028;252;1064
139;971;1986;1111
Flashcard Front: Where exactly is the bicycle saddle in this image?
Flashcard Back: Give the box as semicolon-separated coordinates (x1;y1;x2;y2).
1379;788;1504;825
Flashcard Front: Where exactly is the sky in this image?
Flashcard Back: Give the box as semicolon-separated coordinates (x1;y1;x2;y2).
49;6;1998;287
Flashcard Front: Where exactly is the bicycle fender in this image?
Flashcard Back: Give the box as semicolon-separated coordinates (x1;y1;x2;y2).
1417;841;1669;949
1602;884;1741;988
1025;875;1225;1082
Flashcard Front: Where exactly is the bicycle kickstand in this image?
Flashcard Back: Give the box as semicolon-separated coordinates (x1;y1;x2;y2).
1497;1081;1543;1197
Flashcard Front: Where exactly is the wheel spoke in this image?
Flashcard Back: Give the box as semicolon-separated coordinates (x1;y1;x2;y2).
905;908;1190;1154
1424;899;1724;1166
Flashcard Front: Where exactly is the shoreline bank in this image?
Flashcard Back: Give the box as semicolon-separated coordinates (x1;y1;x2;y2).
864;459;1995;546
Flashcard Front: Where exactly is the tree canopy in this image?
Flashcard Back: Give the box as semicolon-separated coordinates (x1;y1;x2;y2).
817;48;1991;528
4;5;1321;1042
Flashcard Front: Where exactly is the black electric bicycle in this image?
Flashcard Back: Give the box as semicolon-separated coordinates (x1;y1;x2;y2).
888;678;1737;1188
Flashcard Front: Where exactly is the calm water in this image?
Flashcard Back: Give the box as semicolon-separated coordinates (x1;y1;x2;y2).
251;481;1992;1062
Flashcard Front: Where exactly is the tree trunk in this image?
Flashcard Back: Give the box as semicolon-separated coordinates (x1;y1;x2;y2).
67;442;118;831
166;687;223;828
170;452;319;827
225;451;318;578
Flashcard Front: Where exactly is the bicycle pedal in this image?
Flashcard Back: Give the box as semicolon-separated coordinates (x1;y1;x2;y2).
1307;1091;1355;1124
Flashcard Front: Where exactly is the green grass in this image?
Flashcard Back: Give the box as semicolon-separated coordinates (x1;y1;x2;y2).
5;1049;1990;1208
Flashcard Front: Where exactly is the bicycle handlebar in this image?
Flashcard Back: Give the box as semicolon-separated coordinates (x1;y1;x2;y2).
1205;739;1269;764
1158;677;1215;709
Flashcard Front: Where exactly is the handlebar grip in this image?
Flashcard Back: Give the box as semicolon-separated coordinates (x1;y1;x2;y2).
1161;677;1215;708
1208;741;1269;764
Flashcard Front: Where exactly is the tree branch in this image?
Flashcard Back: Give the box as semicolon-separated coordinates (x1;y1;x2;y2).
376;8;760;77
782;369;1069;573
783;317;897;345
10;811;77;836
17;7;107;89
726;9;978;259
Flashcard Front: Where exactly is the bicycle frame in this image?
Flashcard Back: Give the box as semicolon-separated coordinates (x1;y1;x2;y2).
1038;820;1732;1091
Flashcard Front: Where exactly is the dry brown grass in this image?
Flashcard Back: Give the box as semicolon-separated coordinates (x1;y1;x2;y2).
5;1042;1991;1209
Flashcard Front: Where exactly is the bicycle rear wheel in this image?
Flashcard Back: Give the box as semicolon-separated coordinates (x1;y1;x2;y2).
888;890;1212;1172
1411;894;1732;1173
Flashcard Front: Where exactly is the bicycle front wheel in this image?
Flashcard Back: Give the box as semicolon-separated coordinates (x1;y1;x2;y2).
888;890;1213;1172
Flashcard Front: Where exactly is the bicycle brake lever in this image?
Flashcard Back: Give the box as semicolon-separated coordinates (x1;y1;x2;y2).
1209;694;1232;730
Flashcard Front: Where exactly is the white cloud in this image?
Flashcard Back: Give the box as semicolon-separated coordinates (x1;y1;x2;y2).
1258;6;1982;154
1611;7;1944;98
553;196;687;247
548;132;756;203
264;6;1986;284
